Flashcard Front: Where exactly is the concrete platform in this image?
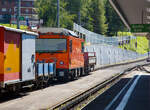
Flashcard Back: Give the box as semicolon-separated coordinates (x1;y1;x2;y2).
83;70;150;110
0;60;148;110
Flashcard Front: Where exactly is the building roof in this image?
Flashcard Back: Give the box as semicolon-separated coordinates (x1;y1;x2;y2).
0;25;38;36
38;27;78;37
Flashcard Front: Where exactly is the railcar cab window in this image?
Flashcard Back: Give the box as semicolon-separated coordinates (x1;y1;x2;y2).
69;40;72;53
81;42;84;53
36;39;67;53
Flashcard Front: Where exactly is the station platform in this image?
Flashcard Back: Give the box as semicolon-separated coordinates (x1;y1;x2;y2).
83;71;150;110
0;60;148;110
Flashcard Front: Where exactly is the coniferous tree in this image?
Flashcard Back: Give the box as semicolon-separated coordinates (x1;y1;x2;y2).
66;0;93;31
66;0;81;23
35;0;127;35
105;0;127;36
35;0;74;29
80;0;93;31
90;0;108;34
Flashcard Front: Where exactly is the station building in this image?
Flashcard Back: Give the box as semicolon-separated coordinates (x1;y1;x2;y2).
0;0;39;26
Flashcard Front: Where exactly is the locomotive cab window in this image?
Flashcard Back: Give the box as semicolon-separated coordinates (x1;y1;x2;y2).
81;42;84;53
36;39;67;53
69;40;72;53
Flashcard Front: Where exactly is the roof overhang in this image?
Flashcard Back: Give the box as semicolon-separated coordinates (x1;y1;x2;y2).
109;0;150;31
0;25;38;36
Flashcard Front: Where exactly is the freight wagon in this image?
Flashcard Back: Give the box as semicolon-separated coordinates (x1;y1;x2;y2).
0;26;55;92
36;28;85;81
84;52;96;73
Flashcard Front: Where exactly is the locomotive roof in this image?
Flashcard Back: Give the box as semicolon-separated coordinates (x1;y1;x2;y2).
0;25;38;36
38;27;78;37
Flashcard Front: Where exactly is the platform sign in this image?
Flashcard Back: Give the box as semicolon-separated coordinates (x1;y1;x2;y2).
131;24;150;33
19;16;24;21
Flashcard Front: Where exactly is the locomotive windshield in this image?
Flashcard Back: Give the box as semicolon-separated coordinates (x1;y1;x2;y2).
36;39;67;53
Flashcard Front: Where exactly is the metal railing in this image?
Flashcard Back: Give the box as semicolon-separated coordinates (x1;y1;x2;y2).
73;23;148;66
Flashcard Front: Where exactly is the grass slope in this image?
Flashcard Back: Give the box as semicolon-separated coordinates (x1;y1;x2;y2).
120;36;149;54
0;24;27;30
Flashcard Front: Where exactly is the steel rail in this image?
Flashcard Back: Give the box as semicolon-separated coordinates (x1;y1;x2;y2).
49;62;150;110
49;65;139;110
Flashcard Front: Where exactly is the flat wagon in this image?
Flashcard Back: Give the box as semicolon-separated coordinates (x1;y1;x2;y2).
84;52;96;72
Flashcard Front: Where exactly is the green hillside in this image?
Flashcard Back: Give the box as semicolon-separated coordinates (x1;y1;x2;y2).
119;36;149;54
0;24;27;30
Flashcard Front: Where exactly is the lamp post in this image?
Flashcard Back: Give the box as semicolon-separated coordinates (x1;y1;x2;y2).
17;0;21;29
57;0;60;27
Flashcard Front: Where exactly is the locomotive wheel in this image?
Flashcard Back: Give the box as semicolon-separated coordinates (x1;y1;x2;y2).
74;69;78;80
92;65;95;71
90;65;94;72
5;84;21;95
64;75;69;82
86;67;90;75
77;69;80;78
34;77;45;89
70;69;76;80
57;77;63;82
80;68;85;76
57;73;69;82
78;68;81;77
70;75;74;81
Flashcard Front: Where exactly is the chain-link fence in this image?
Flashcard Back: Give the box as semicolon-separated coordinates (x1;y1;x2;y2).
73;23;136;46
73;23;148;67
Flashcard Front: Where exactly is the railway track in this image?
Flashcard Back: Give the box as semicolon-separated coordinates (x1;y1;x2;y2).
50;63;150;110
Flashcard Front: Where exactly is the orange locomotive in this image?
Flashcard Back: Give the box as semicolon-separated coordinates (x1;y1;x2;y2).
36;28;85;80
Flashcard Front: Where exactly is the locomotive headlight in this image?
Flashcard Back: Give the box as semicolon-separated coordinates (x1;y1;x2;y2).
60;61;64;65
